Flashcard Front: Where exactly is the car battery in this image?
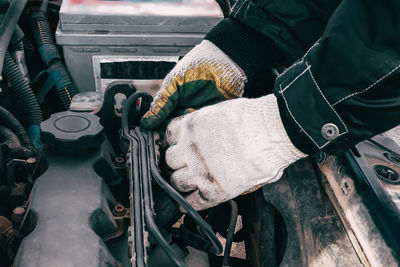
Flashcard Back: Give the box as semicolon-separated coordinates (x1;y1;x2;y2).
55;0;223;95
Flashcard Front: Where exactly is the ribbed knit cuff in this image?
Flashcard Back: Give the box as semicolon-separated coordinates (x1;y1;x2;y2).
205;18;282;97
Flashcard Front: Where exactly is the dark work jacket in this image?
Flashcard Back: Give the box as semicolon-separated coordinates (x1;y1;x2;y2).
213;0;400;155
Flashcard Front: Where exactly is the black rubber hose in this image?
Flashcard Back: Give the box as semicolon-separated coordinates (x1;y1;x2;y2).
47;61;77;108
0;0;27;79
121;92;222;255
10;40;30;83
10;39;24;52
39;0;48;12
222;200;238;267
9;27;31;84
120;92;154;267
135;128;187;267
9;26;24;51
0;125;35;159
0;105;33;149
3;51;43;148
30;12;53;47
26;1;60;11
122;119;148;267
146;132;223;255
3;52;42;125
29;9;78;109
121;91;153;137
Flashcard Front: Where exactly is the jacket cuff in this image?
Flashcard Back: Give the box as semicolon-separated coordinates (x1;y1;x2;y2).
274;60;349;154
205;18;282;97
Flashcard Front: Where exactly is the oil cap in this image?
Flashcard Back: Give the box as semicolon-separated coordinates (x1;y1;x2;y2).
41;111;104;153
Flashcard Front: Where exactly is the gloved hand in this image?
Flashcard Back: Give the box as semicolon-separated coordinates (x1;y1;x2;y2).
165;94;307;210
140;40;247;129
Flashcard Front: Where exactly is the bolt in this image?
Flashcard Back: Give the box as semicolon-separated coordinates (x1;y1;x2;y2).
13;207;25;215
383;169;396;180
340;179;353;196
26;158;36;165
114;156;125;168
374;165;399;184
114;93;127;114
25;158;37;173
113;203;126;217
11;207;25;225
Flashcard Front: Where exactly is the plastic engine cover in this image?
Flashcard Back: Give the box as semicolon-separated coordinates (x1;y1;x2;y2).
14;111;120;267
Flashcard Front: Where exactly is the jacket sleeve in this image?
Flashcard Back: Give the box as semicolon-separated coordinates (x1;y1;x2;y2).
231;0;342;64
273;0;400;155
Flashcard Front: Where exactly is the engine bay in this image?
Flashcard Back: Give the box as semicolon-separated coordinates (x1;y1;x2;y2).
0;0;399;266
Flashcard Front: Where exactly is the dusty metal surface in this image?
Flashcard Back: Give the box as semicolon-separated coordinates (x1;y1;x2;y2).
319;155;398;267
56;0;223;93
59;0;222;31
92;55;179;95
386;126;400;148
250;158;362;267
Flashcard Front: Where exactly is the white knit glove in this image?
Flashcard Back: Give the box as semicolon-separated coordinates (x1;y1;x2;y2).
165;94;307;210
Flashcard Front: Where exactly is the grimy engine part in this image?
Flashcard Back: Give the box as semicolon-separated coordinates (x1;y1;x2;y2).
121;92;222;267
14;112;122;266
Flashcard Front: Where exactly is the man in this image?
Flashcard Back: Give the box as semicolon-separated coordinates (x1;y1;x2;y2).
140;0;400;210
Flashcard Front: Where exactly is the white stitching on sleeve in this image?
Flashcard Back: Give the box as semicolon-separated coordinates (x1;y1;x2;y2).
233;0;247;18
279;65;310;93
306;62;349;133
276;40;320;80
280;84;327;148
333;62;400;106
303;39;321;58
279;63;350;149
277;60;303;79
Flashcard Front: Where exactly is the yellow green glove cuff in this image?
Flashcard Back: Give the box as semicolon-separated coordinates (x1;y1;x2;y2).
140;40;247;130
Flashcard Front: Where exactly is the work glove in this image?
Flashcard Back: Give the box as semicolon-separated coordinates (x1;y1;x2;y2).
165;94;307;210
140;39;247;129
140;18;278;129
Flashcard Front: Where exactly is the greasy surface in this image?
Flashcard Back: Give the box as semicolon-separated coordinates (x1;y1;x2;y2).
319;153;399;266
14;133;119;266
259;158;362;267
386;126;400;148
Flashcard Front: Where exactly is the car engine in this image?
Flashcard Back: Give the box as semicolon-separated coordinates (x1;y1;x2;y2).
0;0;399;266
